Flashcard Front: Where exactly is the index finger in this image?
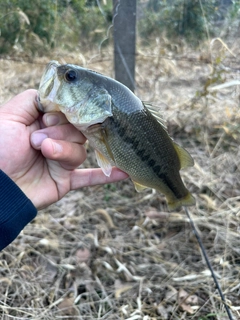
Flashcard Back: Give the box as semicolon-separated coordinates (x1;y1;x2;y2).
70;167;129;190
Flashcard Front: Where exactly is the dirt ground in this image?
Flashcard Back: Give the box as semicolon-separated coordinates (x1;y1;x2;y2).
0;39;240;319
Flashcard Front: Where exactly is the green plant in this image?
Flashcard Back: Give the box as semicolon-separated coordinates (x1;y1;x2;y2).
138;0;228;46
0;0;113;55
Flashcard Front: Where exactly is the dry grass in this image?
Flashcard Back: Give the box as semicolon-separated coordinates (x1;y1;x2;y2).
0;38;240;319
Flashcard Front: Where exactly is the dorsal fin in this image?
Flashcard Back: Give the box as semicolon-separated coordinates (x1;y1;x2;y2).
143;103;167;130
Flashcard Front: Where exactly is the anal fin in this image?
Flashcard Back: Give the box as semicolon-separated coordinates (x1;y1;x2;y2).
133;181;149;192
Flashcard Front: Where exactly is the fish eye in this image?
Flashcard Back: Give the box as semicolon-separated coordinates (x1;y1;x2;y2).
64;69;77;82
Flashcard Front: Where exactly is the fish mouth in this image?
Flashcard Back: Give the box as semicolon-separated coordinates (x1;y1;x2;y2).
38;60;61;112
39;60;60;92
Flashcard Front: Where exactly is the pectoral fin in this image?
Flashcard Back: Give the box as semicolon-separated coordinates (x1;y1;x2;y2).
133;180;149;192
173;142;194;169
101;127;115;162
95;150;112;177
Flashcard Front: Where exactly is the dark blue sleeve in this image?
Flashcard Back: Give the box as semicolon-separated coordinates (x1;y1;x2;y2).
0;170;37;250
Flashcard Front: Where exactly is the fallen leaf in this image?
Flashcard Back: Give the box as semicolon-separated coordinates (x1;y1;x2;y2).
58;297;79;316
75;247;91;263
145;208;169;220
181;302;195;314
178;288;199;314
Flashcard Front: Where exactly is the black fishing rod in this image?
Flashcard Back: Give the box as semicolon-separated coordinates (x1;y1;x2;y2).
184;206;233;320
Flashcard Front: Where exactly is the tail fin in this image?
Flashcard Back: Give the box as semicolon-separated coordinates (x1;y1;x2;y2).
167;192;195;211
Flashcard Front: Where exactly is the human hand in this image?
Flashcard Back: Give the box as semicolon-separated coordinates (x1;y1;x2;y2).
0;89;128;209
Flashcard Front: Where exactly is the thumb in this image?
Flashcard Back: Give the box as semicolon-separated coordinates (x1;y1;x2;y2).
0;89;39;125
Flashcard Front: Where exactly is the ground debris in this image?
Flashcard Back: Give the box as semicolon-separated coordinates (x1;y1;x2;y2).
1;41;240;319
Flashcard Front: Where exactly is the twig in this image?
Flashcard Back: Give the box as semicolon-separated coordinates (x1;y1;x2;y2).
184;206;233;320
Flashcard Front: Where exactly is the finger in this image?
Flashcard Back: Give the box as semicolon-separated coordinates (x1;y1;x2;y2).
41;138;87;170
70;167;129;190
42;112;70;127
31;123;86;149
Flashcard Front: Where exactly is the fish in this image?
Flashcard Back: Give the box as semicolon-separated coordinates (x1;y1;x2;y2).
38;60;195;210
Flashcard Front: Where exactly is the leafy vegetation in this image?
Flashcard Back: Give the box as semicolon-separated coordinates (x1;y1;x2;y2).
0;0;240;55
138;0;239;46
0;0;112;55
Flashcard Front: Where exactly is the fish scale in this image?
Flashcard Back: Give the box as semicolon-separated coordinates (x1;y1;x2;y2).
38;60;195;210
103;105;189;203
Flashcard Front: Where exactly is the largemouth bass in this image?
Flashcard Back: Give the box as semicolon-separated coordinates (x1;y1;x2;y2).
38;61;195;210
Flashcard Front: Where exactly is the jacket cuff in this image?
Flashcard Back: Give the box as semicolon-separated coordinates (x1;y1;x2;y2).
0;170;37;250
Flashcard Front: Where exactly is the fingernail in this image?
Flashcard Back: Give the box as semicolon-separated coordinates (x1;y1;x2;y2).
45;114;59;126
52;141;63;154
31;132;48;147
35;95;43;112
